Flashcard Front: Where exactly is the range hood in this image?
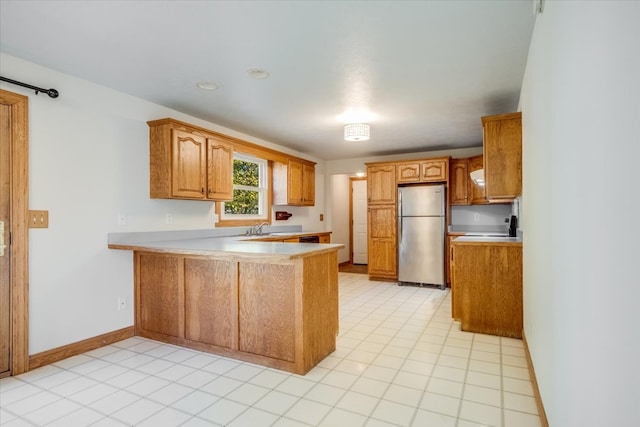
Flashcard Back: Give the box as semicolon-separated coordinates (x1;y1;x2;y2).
470;169;485;186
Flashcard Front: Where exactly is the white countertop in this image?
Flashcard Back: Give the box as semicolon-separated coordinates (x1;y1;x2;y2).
108;234;343;259
453;236;522;243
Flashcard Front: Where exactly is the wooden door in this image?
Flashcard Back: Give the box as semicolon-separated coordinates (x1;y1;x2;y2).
184;258;238;349
0;104;10;376
483;113;522;200
301;163;315;205
171;129;206;199
421;159;447;182
0;90;28;377
396;162;421;183
367;164;396;204
206;137;234;200
351;179;368;264
367;205;397;278
238;262;296;362
450;159;470;205
468;155;487;204
136;253;185;338
288;159;303;204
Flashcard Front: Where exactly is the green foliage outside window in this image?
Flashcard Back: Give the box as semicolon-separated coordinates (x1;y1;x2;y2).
224;159;260;215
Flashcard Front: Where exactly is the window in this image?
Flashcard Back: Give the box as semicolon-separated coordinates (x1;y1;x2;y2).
219;153;268;222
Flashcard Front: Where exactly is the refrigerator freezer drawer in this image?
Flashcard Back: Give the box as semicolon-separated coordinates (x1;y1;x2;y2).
398;216;445;285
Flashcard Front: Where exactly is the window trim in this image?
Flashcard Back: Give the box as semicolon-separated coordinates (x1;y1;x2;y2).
215;153;272;227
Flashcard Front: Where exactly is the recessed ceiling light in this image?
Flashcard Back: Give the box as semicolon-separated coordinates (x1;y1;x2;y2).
196;81;218;90
246;68;270;79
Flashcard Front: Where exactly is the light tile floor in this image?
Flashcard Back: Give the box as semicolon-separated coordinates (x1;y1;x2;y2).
0;273;541;427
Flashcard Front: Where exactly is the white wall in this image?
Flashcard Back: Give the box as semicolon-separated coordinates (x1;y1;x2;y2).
328;175;351;264
519;2;640;425
0;53;325;354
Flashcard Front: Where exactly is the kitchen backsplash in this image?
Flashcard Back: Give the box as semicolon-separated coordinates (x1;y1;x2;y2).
451;204;513;227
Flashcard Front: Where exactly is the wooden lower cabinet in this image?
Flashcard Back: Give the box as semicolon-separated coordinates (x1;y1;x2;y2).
239;263;296;362
134;250;338;374
367;204;397;280
184;258;238;349
137;253;184;338
451;242;522;338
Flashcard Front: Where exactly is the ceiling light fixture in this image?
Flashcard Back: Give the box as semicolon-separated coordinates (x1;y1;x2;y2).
196;81;218;90
344;123;370;142
246;68;270;79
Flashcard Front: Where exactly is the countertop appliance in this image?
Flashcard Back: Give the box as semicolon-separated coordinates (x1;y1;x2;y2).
398;184;446;289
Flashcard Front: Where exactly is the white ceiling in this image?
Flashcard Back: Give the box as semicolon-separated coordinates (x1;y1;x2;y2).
0;1;536;160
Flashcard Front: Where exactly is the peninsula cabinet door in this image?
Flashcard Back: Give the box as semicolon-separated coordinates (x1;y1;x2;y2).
238;263;296;362
184;258;238;350
136;253;185;338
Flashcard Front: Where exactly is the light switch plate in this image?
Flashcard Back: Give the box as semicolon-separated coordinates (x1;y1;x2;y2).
28;210;49;228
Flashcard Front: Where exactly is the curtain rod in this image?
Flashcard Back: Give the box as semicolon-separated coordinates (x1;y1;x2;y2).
0;76;59;98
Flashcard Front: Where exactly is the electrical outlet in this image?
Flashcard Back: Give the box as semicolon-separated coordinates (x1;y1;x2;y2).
212;213;219;224
320;214;324;221
117;297;126;311
166;213;173;224
118;212;126;225
473;213;480;222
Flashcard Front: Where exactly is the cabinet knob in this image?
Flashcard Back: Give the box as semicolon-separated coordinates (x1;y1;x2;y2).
201;188;205;194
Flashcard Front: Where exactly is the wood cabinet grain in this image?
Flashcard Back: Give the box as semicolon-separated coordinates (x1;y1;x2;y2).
451;241;522;338
367;204;397;279
133;249;339;375
421;158;448;182
468;154;488;204
148;119;233;201
482;112;522;201
449;159;470;205
367;164;396;205
273;159;316;206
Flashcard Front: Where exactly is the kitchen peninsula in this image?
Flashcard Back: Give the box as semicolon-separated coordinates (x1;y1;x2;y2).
109;233;343;375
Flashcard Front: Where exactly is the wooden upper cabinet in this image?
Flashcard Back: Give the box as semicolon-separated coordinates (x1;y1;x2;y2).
482;112;522;201
273;159;316;206
397;162;421;183
367;163;396;204
421;158;448;182
397;158;448;183
206;137;233;200
468;155;488;204
148;119;234;201
171;130;207;199
450;158;470;205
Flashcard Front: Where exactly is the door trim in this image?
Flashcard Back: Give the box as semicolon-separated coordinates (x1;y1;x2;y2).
349;177;367;264
0;89;30;375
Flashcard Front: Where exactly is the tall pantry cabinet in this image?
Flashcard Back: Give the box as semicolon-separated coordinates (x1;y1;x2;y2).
366;163;397;280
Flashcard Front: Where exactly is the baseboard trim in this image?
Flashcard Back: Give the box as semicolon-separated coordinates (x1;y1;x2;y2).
522;331;549;427
29;326;135;370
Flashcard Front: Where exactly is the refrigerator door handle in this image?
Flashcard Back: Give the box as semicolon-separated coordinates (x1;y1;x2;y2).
397;189;402;245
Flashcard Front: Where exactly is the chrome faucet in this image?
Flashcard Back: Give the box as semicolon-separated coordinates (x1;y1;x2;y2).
249;222;270;235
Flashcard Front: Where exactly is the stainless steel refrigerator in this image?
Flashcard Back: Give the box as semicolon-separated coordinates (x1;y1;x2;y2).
397;184;446;289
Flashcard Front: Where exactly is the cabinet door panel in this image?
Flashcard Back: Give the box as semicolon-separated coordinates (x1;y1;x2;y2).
207;138;233;200
288;160;303;204
171;130;206;199
483;113;522;200
367;165;396;204
397;163;421;183
450;159;470;205
137;253;184;337
302;163;315;205
468;155;487;204
238;263;296;362
421;160;447;182
185;258;238;349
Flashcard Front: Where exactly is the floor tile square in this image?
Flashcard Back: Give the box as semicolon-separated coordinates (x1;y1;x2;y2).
172;390;219;415
254;390;299;415
504;409;543;427
88;390;140;415
459;400;502;426
198;399;248;425
503;391;538;414
420;391;460;417
226;383;270;406
463;384;502;407
285;398;331;425
305;383;345;406
23;398;82;426
137;407;193;427
371;399;416;426
411;409;457;427
111;398;164;425
319;407;367;427
336;390;379;416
